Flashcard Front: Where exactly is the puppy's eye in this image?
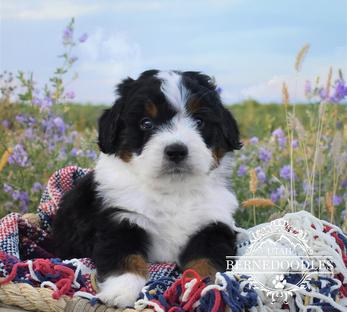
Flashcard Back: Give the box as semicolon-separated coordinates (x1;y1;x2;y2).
140;117;154;130
194;118;204;129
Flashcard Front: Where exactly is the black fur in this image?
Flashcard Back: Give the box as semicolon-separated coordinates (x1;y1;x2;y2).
53;172;150;280
179;222;238;272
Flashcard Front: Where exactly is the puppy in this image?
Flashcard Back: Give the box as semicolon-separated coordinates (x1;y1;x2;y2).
52;70;242;307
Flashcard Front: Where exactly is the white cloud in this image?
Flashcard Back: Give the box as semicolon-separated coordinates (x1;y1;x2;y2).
73;28;143;103
1;0;99;20
241;75;303;102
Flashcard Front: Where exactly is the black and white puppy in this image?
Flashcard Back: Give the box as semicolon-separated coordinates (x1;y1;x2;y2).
53;70;242;307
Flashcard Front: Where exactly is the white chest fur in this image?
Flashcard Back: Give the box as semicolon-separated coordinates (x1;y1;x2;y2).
95;153;238;263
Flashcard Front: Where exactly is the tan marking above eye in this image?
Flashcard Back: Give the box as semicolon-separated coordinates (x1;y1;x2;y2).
187;97;201;114
145;101;158;118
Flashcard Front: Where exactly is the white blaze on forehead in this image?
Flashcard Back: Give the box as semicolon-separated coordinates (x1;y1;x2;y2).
156;71;189;112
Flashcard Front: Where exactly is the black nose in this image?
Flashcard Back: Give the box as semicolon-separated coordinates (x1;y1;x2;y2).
164;143;188;163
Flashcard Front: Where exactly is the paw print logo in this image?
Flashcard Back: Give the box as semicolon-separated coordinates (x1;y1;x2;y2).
272;274;287;289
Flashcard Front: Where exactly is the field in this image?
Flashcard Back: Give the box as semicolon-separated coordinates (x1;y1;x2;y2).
1;99;346;229
1;19;347;229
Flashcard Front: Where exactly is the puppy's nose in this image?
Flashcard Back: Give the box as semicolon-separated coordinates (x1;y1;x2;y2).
164;143;188;163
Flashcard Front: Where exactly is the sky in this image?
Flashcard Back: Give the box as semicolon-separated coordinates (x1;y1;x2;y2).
1;0;347;104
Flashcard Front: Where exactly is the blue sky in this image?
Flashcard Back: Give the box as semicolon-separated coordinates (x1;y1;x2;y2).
1;0;347;104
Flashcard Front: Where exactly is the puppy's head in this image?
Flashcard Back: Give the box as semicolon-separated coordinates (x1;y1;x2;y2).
98;70;242;180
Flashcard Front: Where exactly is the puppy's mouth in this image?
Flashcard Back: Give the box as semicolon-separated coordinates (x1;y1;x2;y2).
160;162;193;176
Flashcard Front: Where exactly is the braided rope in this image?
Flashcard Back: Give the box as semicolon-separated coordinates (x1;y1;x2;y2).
0;282;147;312
0;282;66;312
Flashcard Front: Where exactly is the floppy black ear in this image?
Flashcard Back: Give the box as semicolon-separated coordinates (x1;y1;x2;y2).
98;78;135;154
98;102;124;154
183;71;216;91
116;77;135;99
221;107;243;151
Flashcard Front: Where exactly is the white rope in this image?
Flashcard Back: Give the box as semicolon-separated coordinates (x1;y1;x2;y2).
73;291;96;300
135;299;165;312
181;278;197;302
62;258;82;288
40;281;58;291
27;260;40;282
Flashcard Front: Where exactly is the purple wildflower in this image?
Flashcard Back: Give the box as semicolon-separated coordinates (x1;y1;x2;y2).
280;165;294;181
65;131;78;144
47;141;56;152
31;182;43;193
271;186;286;203
255;166;266;183
70;148;79;157
25;128;34;139
3;183;13;193
304;80;311;97
43;96;53;108
59;148;67;160
272;128;285;138
292;139;299;148
258;147;272;162
32;96;42;106
41;117;55;132
18;191;29;213
333;195;342;206
79;33;88;43
272;128;287;149
85;150;97;160
342;179;347;188
65;91;75;100
1;119;10;128
319;88;327;101
63;27;73;45
8;144;29;167
27;117;36;126
15;114;26;123
53;117;65;133
11;190;20;201
237;165;248;177
277;136;287;149
331;79;347;102
249;137;259;145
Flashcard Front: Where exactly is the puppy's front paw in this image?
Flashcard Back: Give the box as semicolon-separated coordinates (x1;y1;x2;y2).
97;273;146;308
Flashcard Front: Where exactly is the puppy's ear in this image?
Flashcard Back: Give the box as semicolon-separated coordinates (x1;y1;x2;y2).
116;77;135;99
183;71;217;91
98;77;135;154
221;108;243;151
98;102;124;154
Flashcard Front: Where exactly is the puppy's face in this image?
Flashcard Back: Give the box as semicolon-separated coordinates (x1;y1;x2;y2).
98;70;241;180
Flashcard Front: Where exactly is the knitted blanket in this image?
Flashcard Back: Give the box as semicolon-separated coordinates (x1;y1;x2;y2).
0;166;346;311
